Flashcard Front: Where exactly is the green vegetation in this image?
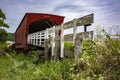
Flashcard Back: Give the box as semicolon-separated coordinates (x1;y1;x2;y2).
64;41;73;47
0;30;120;80
0;8;10;43
0;29;8;43
0;7;119;80
0;9;9;28
0;8;10;56
0;52;73;80
7;33;14;41
64;42;74;58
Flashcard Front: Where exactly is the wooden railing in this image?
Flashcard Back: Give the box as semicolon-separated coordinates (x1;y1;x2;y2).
28;13;94;59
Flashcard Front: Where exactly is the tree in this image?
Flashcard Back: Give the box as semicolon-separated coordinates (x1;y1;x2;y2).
7;33;14;41
0;9;9;28
0;28;7;43
0;9;10;43
95;25;104;41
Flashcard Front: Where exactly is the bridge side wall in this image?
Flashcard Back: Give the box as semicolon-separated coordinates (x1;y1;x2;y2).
15;16;27;50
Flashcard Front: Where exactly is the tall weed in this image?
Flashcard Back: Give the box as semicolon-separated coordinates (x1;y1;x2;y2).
70;30;120;80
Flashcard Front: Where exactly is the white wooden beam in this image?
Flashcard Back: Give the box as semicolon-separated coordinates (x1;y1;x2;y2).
73;19;77;45
51;26;55;56
60;24;64;58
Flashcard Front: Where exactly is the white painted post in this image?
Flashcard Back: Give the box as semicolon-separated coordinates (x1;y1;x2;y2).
40;32;41;46
34;33;36;45
73;19;77;45
33;33;35;45
36;33;38;45
60;24;64;58
51;26;55;56
32;34;33;45
31;34;32;44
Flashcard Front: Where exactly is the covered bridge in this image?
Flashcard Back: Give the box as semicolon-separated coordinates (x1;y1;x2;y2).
15;13;64;52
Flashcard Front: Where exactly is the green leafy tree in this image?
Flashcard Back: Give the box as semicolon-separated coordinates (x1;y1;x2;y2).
7;33;14;41
0;9;10;43
0;29;7;43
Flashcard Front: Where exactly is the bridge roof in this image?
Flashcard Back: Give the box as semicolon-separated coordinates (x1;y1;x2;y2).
15;13;65;33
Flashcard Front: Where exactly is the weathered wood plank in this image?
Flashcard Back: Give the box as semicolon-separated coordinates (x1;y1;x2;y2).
53;14;94;31
64;21;74;29
76;14;94;26
64;34;73;41
73;19;77;44
76;31;93;40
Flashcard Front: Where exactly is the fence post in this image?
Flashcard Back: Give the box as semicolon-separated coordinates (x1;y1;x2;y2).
60;24;64;58
54;35;61;61
51;26;55;56
75;35;83;58
40;32;41;46
44;28;50;61
44;39;50;61
73;19;77;45
36;33;38;45
54;26;61;60
84;25;87;32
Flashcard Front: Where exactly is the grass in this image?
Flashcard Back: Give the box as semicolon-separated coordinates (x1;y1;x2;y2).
0;52;74;80
0;31;120;80
64;41;74;58
64;41;73;47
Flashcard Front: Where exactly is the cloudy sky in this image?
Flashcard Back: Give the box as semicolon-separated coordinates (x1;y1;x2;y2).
0;0;120;33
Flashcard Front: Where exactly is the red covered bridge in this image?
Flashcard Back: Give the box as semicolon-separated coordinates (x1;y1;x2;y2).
15;13;64;52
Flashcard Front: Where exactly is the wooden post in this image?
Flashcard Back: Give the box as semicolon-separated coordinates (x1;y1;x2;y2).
54;36;61;61
33;33;35;45
75;35;83;58
40;32;41;46
44;28;50;61
51;26;55;56
84;25;87;32
73;19;77;45
60;24;64;58
44;39;50;61
36;33;38;45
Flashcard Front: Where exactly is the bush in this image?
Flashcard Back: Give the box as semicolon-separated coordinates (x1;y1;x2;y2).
0;29;120;80
69;31;120;80
0;43;7;56
0;29;8;43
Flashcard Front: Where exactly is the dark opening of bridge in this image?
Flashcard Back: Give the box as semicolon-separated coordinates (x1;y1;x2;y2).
28;19;57;34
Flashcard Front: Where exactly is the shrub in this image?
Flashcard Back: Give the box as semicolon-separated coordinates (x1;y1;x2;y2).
70;31;120;80
0;29;8;43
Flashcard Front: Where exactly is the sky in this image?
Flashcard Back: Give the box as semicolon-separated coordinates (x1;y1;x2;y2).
0;0;120;33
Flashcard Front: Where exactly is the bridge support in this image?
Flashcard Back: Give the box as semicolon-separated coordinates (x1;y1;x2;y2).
44;39;51;61
75;36;83;58
54;36;61;61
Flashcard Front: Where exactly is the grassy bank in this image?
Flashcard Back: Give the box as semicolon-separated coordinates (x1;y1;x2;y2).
0;32;120;80
0;53;73;80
